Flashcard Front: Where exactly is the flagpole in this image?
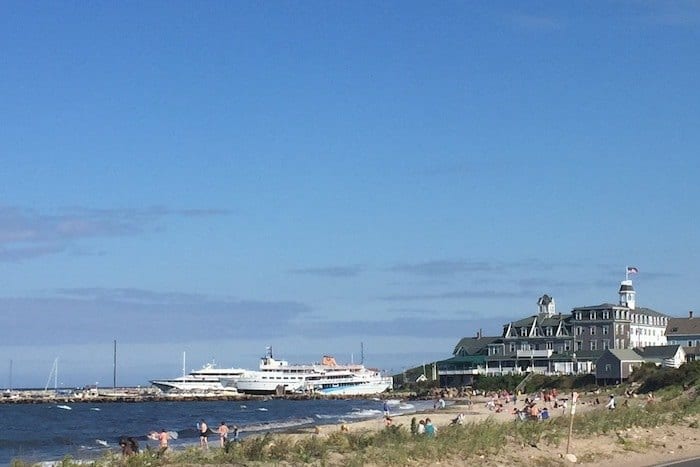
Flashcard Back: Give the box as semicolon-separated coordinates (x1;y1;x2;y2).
625;266;628;281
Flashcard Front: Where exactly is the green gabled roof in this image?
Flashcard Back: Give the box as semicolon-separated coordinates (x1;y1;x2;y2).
437;355;487;365
452;336;500;356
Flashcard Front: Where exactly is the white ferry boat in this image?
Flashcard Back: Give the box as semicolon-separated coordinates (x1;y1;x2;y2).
150;361;247;393
223;348;393;396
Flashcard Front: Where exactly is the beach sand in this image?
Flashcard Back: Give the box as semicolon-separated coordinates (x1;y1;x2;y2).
280;394;700;466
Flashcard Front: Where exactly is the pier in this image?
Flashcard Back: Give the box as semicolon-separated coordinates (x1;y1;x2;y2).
0;387;404;404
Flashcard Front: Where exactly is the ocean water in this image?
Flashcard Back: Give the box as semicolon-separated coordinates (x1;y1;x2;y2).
0;398;431;465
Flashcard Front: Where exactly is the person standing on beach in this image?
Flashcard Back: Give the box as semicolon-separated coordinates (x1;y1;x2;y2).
158;429;170;455
606;395;616;410
383;401;389;416
218;421;229;448
198;419;209;448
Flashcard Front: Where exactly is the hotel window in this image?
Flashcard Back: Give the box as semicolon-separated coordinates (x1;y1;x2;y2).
509;343;516;353
575;341;582;351
590;326;596;335
546;327;553;336
564;341;571;351
521;328;528;337
546;341;553;350
575;312;582;320
591;311;596;320
576;327;583;336
602;325;609;335
603;311;610;319
602;340;610;349
590;340;597;350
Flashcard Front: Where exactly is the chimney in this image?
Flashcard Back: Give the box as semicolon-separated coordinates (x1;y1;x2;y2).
690;311;694;319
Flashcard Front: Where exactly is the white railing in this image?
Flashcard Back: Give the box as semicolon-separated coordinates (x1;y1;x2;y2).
516;349;553;358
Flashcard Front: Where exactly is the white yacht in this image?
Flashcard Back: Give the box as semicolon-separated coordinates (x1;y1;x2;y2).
150;361;247;394
223;348;393;396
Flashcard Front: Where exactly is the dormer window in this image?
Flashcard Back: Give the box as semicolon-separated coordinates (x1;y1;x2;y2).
546;327;553;336
521;328;527;337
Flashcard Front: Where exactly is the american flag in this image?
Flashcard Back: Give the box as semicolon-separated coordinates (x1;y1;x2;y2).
627;266;639;274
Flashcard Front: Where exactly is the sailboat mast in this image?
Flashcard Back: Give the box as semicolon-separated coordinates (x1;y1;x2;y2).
44;357;58;392
113;340;117;389
182;351;186;378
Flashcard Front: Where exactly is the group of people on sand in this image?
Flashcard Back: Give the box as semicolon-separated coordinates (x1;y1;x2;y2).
196;419;240;449
512;402;550;421
142;419;240;457
415;418;437;436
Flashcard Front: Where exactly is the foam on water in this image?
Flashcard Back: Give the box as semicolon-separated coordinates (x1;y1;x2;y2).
242;417;315;433
345;409;383;419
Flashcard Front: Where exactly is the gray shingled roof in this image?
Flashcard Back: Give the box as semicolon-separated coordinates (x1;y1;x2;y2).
510;316;537;327
635;307;669;318
539;315;568;326
636;345;682;359
572;303;619;311
571;304;669;318
666;318;700;336
605;348;644;361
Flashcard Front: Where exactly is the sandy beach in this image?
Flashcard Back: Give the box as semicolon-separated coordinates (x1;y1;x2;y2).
282;394;700;466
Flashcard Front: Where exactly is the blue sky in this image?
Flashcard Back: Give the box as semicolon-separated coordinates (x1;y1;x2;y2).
1;1;699;388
